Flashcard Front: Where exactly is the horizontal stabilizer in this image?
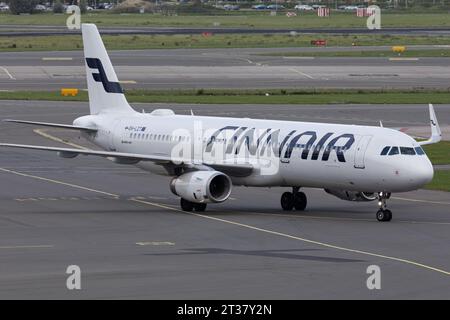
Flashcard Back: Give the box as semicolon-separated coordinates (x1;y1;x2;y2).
3;119;97;132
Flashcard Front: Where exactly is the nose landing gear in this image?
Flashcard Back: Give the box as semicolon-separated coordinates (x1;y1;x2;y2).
376;192;392;222
281;187;307;211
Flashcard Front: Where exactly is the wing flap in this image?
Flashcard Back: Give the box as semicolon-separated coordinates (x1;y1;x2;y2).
0;143;171;162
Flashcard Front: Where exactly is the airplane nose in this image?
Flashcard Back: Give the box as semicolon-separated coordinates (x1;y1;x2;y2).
414;159;434;186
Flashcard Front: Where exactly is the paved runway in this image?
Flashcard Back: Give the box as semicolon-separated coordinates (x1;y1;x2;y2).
1;24;450;36
0;100;449;299
1;48;450;90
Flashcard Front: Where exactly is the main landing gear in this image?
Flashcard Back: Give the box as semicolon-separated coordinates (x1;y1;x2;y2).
376;192;392;222
280;187;307;211
180;198;207;212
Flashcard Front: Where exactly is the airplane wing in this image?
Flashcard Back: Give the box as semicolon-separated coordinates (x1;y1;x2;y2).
418;104;442;146
0;143;254;177
3;119;97;132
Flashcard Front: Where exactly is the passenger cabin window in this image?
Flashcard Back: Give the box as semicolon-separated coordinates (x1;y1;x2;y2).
415;147;425;155
400;147;416;155
388;147;399;155
380;146;390;155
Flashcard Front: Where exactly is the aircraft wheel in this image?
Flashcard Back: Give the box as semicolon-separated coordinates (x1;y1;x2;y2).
383;209;392;221
193;203;207;212
281;192;294;211
180;198;194;212
294;192;307;211
376;209;392;222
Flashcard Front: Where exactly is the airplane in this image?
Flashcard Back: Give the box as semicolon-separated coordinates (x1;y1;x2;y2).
0;24;442;222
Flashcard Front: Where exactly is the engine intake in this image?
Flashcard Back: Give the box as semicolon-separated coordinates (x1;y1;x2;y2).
170;171;232;203
325;189;377;202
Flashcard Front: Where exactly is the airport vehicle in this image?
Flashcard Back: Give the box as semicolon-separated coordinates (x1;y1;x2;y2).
295;4;314;11
223;4;240;11
252;4;267;10
267;4;285;10
0;24;442;222
343;5;359;11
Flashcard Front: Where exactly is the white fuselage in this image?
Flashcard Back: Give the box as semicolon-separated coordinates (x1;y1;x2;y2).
74;110;434;193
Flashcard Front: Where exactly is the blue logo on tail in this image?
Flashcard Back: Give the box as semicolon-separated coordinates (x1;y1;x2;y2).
86;58;123;94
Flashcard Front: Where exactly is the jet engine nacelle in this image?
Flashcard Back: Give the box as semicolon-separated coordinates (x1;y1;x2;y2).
170;171;232;204
325;189;377;202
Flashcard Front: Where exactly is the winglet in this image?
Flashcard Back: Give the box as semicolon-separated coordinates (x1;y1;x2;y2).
419;104;442;146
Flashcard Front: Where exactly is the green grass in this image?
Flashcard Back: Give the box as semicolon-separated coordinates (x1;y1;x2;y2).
1;89;450;105
425;170;450;192
1;33;450;52
2;12;450;28
259;49;450;58
423;141;450;165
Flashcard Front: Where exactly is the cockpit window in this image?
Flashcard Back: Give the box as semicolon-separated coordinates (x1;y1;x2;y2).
400;147;416;155
388;147;399;155
415;146;425;155
380;146;390;155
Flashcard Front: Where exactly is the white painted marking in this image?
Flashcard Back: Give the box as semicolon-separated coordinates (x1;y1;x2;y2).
33;129;88;150
238;58;254;64
389;58;419;61
42;57;73;61
283;56;315;60
392;196;450;206
119;80;137;84
0;168;119;198
131;199;450;276
146;196;168;200
0;66;16;80
217;210;450;226
0;245;53;249
136;241;175;246
2;163;449;276
289;68;315;79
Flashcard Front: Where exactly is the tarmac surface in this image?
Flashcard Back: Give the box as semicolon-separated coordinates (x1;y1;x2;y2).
1;24;450;36
0;100;449;299
1;48;450;90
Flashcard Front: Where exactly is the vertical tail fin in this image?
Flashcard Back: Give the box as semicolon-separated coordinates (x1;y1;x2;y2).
82;23;134;115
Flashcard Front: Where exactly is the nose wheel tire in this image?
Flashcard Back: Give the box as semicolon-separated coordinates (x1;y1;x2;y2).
376;209;392;222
